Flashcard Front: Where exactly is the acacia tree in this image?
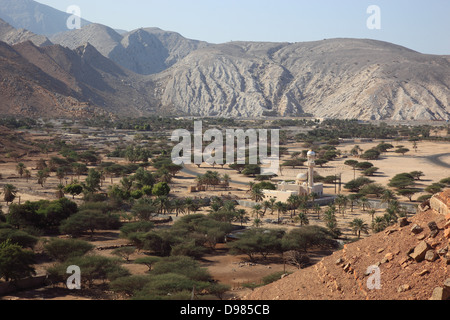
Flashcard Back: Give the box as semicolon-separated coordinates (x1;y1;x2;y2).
0;240;36;281
64;184;83;199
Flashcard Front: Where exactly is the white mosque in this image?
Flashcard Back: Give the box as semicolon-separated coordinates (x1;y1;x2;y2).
262;150;324;202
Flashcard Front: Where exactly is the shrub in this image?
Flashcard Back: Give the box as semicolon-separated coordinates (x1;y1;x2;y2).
44;238;94;262
0;240;36;281
0;229;38;249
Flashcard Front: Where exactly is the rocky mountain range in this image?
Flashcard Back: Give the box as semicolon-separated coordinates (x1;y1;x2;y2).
0;0;449;120
150;39;450;119
0;0;90;36
0;18;51;47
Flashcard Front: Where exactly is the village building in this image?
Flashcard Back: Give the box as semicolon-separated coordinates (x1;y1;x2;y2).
262;150;324;202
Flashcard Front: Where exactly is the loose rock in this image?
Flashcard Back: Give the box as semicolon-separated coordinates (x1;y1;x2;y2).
430;287;450;300
411;224;423;234
428;221;438;232
398;284;411;293
424;250;437;262
410;241;431;262
398;217;409;227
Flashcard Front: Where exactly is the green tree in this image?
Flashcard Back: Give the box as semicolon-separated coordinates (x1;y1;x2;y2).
47;255;130;289
282;226;337;253
84;169;102;193
228;229;284;262
134;256;161;272
0;240;36;281
16;163;26;178
44;238;94;262
344;177;373;193
64;184;83;199
59;210;121;238
112;247;136;262
395;148;410;156
152;182;171;197
349;219;370;239
3;184;18;205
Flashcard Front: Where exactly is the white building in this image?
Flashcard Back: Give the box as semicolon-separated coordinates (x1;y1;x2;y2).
262;150;324;202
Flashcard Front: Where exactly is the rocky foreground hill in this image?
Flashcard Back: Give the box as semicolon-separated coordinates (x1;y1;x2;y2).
0;0;449;120
246;190;450;300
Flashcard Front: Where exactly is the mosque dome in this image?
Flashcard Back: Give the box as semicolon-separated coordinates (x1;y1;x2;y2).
296;173;308;181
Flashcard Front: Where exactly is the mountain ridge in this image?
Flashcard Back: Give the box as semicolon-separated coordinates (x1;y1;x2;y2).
0;0;448;120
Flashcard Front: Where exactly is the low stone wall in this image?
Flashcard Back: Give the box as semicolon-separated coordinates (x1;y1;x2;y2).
0;275;48;296
430;194;450;216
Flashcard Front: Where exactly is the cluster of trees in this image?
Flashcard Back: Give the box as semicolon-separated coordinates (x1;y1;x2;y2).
109;255;230;300
345;160;379;178
387;173;417;201
45;238;129;289
122;201;240;260
297;119;435;141
228;225;338;265
195;171;230;190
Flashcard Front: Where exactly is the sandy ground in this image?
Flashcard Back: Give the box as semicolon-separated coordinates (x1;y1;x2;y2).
0;137;449;300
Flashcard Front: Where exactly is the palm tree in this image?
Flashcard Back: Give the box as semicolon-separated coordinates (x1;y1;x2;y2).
236;209;248;226
350;145;363;157
55;184;65;199
250;187;264;203
372;216;387;233
36;170;49;187
23;169;31;183
16;163;26;178
223;200;236;212
296;211;310;226
184;197;194;215
368;209;377;223
262;200;271;216
309;192;319;205
252;204;262;219
56;167;66;185
287;194;301;217
334;195;349;217
173;199;186;217
209;201;223;213
274;201;285;223
323;205;340;236
253;218;262;228
222;174;231;190
313;203;321;219
380;190;397;205
3;184;18;205
359;197;371;212
349;218;369;239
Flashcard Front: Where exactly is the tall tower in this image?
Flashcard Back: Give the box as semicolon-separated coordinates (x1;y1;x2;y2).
307;150;316;190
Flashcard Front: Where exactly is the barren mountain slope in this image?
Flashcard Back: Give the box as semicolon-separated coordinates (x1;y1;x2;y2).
0;41;109;118
0;0;90;36
246;206;450;300
0;18;51;47
151;39;450;120
51;24;210;75
10;40;156;117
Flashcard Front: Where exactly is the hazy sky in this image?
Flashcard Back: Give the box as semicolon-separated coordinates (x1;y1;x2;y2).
35;0;450;55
